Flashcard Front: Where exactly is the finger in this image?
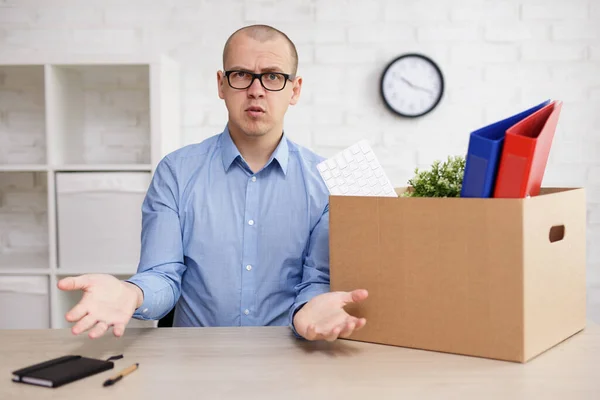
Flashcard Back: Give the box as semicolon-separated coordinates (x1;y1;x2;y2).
338;320;357;339
354;317;367;331
303;324;316;340
323;325;342;342
57;275;90;292
112;323;126;337
350;289;369;303
65;301;89;323
88;321;110;339
71;313;96;335
312;312;347;339
342;289;369;305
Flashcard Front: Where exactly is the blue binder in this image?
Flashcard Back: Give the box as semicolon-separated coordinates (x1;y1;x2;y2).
460;100;551;198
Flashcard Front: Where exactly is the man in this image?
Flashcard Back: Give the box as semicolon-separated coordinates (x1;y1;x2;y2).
57;24;368;342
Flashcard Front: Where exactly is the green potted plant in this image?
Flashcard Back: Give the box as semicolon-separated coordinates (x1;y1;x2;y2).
402;155;466;197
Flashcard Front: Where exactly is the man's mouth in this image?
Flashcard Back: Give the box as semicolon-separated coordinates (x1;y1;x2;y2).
245;106;265;118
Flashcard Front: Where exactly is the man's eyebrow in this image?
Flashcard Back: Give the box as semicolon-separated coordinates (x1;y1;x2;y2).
226;66;286;73
259;67;285;73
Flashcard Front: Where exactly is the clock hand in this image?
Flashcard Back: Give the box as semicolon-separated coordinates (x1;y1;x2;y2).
400;76;434;95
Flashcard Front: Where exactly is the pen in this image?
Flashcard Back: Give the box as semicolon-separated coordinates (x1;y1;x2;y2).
103;363;139;387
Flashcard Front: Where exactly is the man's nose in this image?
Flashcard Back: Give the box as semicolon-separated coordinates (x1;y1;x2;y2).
247;76;265;98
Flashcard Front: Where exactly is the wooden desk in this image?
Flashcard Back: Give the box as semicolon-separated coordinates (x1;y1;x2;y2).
2;324;600;399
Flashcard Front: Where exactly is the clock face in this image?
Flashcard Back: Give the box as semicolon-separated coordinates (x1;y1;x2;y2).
380;54;444;118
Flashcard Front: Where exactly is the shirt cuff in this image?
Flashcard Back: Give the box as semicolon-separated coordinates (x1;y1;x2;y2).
288;301;308;339
125;274;172;321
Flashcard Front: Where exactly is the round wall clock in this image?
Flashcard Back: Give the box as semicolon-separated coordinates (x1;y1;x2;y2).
380;53;444;118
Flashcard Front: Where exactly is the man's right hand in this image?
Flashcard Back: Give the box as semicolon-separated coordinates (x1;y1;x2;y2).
57;274;143;339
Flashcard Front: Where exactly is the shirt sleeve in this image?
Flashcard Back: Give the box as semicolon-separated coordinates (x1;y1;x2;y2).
126;155;187;321
289;204;331;338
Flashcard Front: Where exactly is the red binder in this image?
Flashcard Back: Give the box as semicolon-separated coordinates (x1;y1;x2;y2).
493;100;562;198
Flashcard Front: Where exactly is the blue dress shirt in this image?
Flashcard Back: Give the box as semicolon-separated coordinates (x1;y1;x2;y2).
126;126;330;333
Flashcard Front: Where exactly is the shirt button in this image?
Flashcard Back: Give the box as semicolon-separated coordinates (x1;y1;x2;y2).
244;309;250;315
246;265;252;271
251;176;257;182
248;219;254;226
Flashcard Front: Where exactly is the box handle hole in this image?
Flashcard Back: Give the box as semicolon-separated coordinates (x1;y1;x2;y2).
549;225;565;243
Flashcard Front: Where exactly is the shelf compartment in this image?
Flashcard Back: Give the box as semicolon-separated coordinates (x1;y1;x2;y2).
0;65;47;165
46;64;151;166
0;171;49;270
0;274;50;329
55;171;150;272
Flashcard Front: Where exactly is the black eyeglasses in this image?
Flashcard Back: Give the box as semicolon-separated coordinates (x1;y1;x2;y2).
224;70;294;92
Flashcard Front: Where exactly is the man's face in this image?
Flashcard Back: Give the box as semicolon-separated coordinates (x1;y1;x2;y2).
217;34;302;138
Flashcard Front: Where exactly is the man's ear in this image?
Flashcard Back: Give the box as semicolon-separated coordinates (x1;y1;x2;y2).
289;76;302;106
217;70;225;99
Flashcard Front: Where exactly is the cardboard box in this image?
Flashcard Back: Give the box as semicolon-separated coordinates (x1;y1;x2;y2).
330;187;586;363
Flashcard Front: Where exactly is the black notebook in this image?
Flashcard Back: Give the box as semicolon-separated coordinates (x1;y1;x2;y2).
12;355;116;388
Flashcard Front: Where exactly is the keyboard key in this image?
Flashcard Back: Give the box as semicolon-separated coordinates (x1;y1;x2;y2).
349;162;359;171
322;170;332;180
368;177;378;187
327;159;337;169
317;163;328;172
335;154;347;169
355;152;365;162
350;144;360;154
331;168;341;177
359;140;370;153
337;177;346;186
365;152;375;162
343;150;353;163
342;169;351;178
353;170;362;179
363;169;373;179
340;185;349;194
374;168;383;178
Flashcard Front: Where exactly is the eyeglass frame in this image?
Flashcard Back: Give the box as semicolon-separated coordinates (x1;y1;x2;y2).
223;70;295;92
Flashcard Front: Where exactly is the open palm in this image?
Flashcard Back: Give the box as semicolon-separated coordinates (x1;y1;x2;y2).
293;289;368;341
57;274;141;338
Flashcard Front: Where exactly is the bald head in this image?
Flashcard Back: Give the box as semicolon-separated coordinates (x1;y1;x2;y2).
222;24;299;76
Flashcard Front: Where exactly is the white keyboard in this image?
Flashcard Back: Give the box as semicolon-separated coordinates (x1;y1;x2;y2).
317;140;397;197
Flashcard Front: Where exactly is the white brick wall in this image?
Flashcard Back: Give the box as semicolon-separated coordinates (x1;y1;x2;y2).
0;0;598;319
0;172;48;263
0;66;46;165
79;66;150;164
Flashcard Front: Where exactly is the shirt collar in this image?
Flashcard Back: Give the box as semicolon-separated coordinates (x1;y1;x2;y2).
220;125;289;176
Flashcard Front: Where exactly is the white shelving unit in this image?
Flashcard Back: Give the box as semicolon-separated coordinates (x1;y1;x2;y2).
0;55;181;329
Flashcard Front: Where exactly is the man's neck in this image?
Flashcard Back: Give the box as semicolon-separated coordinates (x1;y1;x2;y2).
228;124;283;173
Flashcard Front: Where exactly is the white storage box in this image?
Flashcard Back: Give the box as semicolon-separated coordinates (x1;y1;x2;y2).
0;276;49;329
56;172;151;272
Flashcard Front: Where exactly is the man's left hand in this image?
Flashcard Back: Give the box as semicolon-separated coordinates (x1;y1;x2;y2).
293;289;368;341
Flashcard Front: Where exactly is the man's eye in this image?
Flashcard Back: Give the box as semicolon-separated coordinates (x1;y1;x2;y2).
234;72;248;79
267;73;279;81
